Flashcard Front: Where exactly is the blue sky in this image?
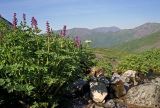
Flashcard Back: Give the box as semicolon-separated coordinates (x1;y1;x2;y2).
0;0;160;31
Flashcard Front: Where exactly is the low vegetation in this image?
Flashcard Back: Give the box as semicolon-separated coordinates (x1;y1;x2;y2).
94;48;160;75
0;14;95;107
117;49;160;74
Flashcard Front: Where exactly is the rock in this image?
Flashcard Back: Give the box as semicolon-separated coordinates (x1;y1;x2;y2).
90;81;108;103
94;104;104;108
70;78;90;97
122;70;137;78
151;77;160;86
111;80;126;98
110;73;121;84
89;74;109;103
97;76;110;86
104;99;128;108
121;70;138;86
72;98;88;108
126;83;160;107
85;101;104;108
104;99;116;108
71;78;87;91
110;73;127;98
116;102;127;108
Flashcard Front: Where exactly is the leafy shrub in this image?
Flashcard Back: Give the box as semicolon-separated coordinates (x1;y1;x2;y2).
0;18;12;40
0;17;95;107
117;49;160;74
95;58;113;77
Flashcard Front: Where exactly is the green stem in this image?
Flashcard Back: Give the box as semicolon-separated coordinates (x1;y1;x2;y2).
47;35;50;65
36;34;39;65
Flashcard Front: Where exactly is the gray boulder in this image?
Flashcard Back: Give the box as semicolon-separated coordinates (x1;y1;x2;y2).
110;73;127;98
110;73;122;84
110;81;127;98
104;99;116;108
126;83;160;107
151;77;160;86
89;75;110;103
90;81;108;103
121;70;138;86
70;78;89;97
71;78;87;91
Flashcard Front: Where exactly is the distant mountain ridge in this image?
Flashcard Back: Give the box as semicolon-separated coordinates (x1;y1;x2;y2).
66;26;121;37
133;23;160;37
112;31;160;52
92;26;120;33
66;23;160;47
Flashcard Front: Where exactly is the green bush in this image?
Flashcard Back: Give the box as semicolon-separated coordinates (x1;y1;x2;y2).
0;20;95;107
117;49;160;74
95;58;113;77
0;19;11;40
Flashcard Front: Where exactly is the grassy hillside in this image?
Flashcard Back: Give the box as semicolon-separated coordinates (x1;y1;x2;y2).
112;31;160;52
94;48;129;59
93;48;130;70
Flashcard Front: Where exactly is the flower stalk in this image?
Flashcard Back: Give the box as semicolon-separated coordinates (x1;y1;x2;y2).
46;21;51;65
13;13;18;30
31;17;38;32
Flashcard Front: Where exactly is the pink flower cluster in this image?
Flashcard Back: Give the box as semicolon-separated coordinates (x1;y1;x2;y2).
10;13;82;46
63;25;67;36
13;13;18;29
46;21;51;36
60;25;67;37
31;17;38;31
23;13;26;26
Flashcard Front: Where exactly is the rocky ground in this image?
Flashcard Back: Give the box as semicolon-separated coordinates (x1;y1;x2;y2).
57;69;160;108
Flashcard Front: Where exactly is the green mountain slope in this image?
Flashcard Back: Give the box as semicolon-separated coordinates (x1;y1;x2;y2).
93;48;130;70
68;28;135;48
112;31;160;52
0;16;12;38
67;23;160;48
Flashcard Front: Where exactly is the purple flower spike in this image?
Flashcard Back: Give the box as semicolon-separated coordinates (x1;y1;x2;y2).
23;13;26;26
31;17;34;28
62;25;67;36
74;36;81;48
31;17;38;31
13;13;18;29
46;21;50;36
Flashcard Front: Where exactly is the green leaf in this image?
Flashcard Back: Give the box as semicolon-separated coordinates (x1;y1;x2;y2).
0;78;5;86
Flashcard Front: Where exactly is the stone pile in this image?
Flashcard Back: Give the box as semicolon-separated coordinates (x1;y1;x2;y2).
69;68;160;108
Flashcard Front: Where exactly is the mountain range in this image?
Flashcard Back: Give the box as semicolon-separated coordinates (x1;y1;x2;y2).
1;15;160;51
66;23;160;48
